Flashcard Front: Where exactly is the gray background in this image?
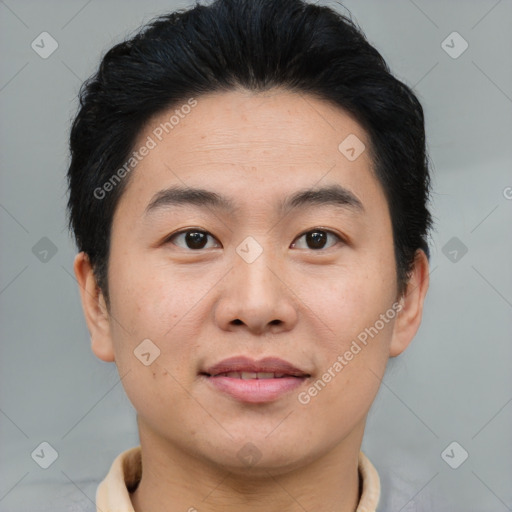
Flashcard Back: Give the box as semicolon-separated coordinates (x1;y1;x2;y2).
1;0;511;511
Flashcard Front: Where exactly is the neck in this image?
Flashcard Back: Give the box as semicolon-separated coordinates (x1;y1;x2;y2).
130;421;365;512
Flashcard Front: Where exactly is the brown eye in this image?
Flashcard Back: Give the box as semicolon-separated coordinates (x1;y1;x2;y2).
166;229;220;250
291;229;342;250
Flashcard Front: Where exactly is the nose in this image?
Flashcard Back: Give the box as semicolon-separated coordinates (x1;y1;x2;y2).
213;247;299;335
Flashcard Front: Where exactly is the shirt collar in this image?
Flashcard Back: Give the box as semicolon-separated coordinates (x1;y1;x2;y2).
96;446;380;511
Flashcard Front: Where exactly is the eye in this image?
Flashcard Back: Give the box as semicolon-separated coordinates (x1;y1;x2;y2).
165;228;343;251
165;229;221;250
291;229;343;250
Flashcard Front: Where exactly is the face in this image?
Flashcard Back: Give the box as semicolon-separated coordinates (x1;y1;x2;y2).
76;89;428;475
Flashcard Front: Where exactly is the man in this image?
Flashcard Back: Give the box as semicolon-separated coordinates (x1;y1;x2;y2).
67;0;432;510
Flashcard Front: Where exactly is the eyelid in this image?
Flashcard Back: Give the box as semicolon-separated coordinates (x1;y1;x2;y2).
291;228;345;249
164;228;221;247
164;227;346;250
295;227;344;240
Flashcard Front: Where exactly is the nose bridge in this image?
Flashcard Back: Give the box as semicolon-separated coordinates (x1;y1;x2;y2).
233;236;282;303
214;234;298;333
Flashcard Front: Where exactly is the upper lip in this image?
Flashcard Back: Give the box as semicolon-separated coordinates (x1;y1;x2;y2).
202;356;310;377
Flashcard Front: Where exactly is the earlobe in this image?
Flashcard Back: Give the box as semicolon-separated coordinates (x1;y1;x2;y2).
73;252;115;362
389;249;430;357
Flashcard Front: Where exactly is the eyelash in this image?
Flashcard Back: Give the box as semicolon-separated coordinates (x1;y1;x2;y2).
164;228;345;251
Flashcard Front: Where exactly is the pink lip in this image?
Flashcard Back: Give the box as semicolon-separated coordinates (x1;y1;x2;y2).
200;356;310;403
202;356;309;377
205;375;306;403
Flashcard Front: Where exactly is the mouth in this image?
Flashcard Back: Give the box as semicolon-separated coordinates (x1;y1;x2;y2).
201;355;310;377
200;356;311;403
204;371;304;379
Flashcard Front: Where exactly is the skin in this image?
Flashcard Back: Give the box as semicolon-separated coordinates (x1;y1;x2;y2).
74;88;429;512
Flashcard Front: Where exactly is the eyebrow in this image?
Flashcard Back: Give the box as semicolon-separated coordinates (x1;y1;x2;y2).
144;184;364;218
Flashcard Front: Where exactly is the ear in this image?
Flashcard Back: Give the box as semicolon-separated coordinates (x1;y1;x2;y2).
73;252;115;362
389;249;430;357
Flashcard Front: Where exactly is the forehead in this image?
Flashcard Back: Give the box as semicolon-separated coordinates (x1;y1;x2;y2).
142;89;368;163
115;89;385;219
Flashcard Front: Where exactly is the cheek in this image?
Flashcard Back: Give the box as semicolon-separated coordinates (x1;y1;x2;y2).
298;282;396;432
309;259;396;345
300;256;397;422
106;263;199;425
106;254;217;382
104;264;176;382
107;255;186;337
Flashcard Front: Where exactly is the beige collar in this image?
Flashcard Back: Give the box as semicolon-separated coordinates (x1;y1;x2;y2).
96;446;380;511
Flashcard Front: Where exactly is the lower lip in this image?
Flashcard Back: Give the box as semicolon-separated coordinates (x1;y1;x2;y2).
204;375;307;403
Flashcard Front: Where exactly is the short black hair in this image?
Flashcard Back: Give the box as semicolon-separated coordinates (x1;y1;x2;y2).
66;0;433;307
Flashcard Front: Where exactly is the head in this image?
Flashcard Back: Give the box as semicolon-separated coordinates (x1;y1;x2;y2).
69;0;432;473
